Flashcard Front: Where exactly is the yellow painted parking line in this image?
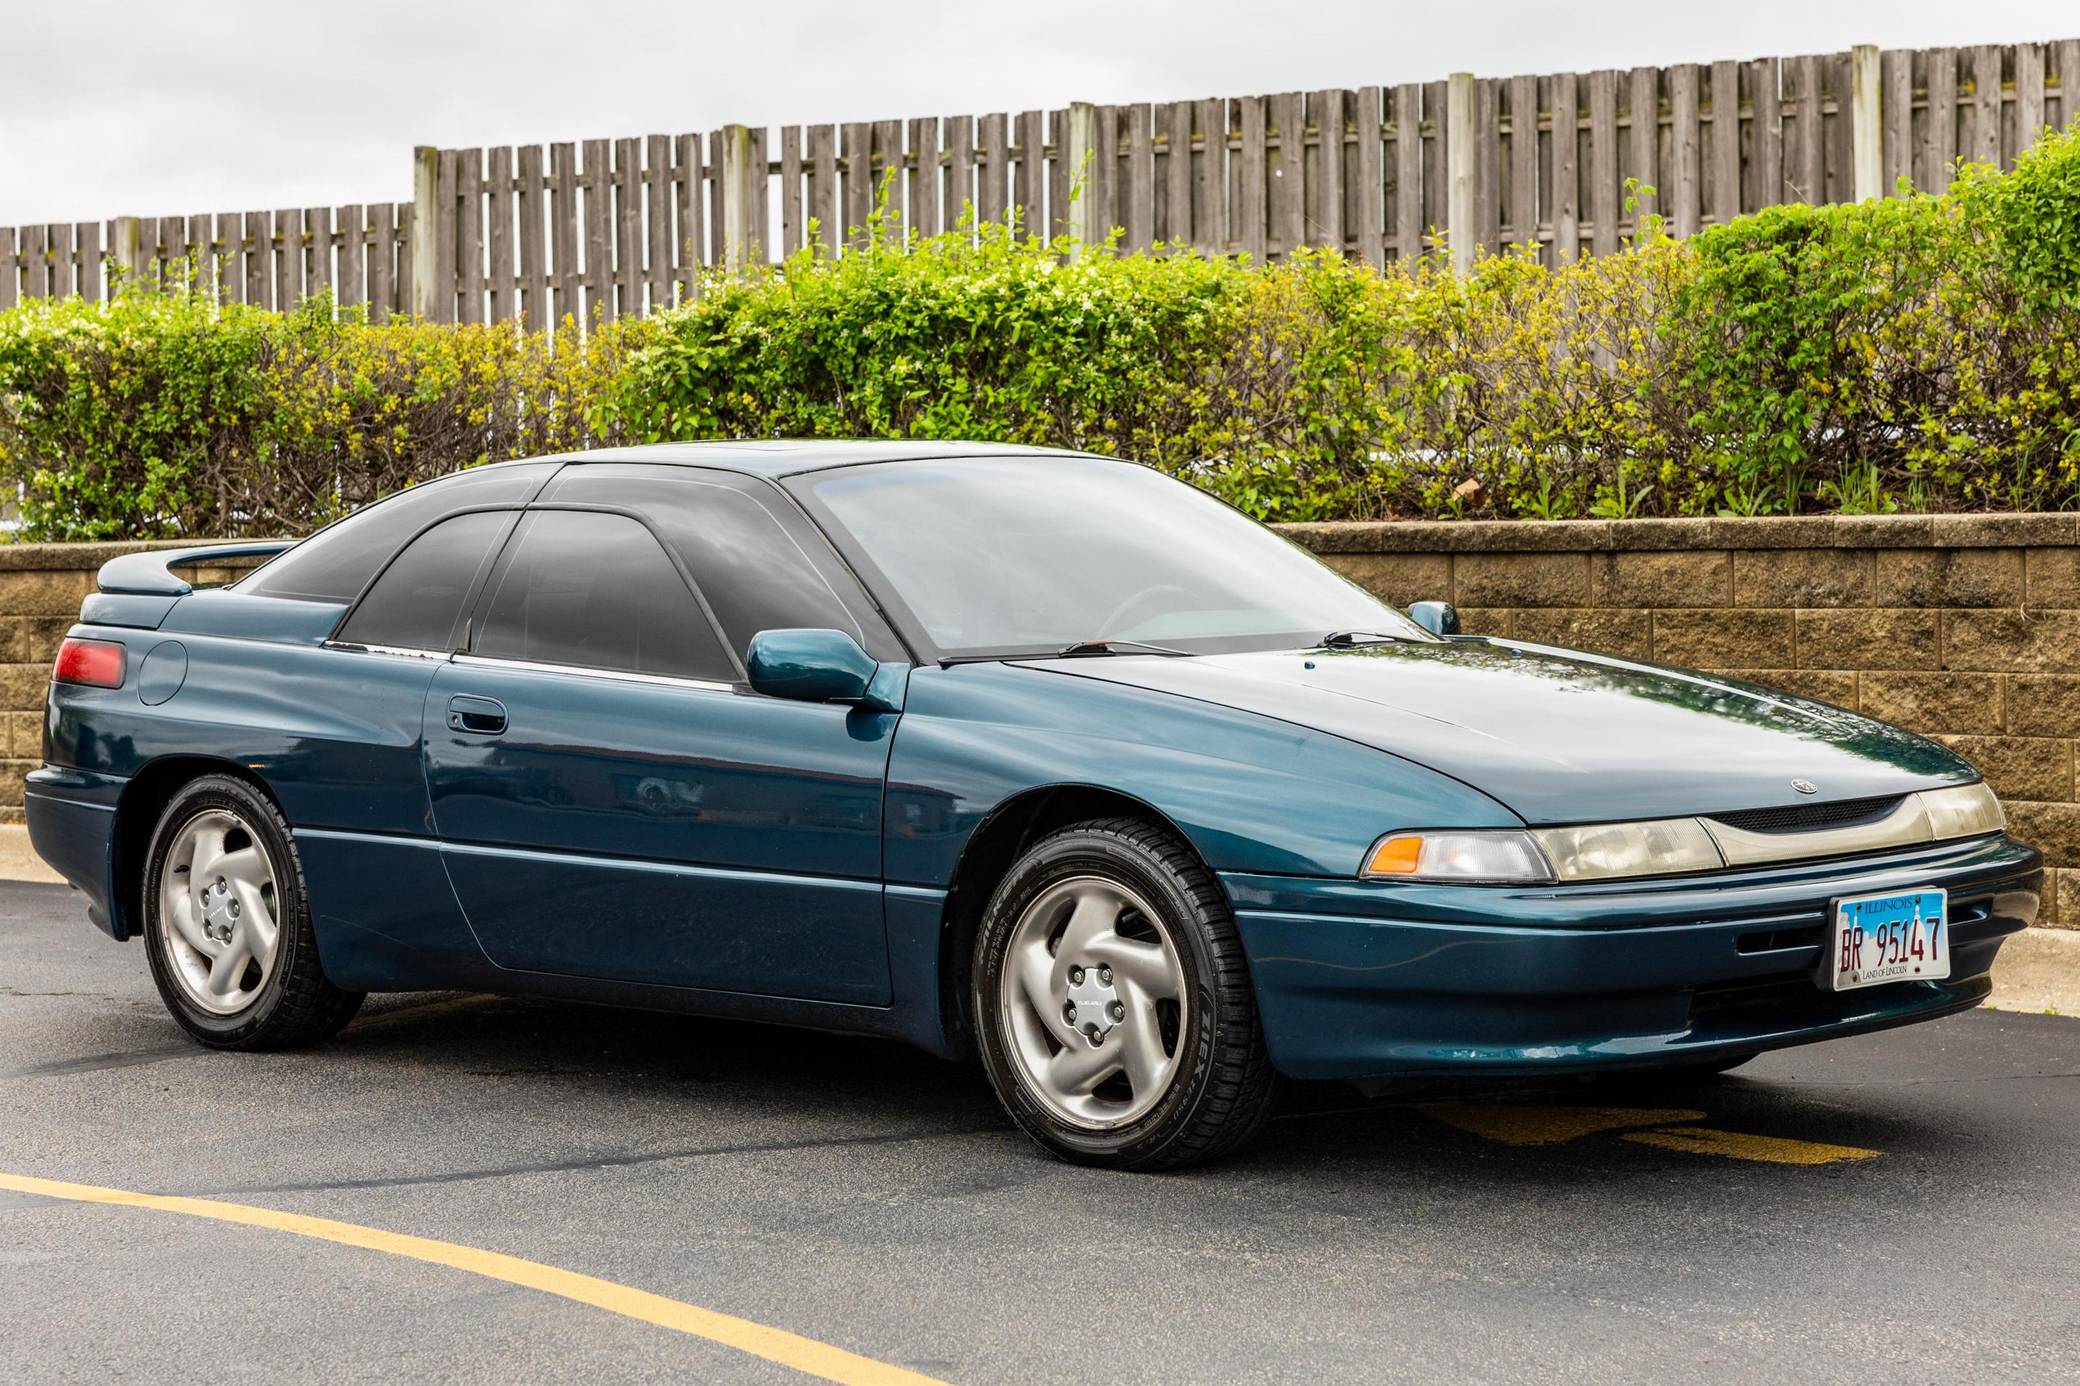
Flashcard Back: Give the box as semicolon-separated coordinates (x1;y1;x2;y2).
1621;1127;1881;1165
0;1171;947;1386
1419;1103;1884;1165
1418;1103;1707;1146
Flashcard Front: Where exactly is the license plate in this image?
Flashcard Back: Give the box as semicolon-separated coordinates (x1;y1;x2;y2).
1822;888;1949;991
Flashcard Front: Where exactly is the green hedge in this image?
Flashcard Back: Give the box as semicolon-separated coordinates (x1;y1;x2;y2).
2;125;2077;539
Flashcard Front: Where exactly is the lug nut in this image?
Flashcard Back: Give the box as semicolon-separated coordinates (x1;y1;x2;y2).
1098;966;1112;985
1109;1002;1125;1021
1064;1002;1077;1022
1068;966;1084;985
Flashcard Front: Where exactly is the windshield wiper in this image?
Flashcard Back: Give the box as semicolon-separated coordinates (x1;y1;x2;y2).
1056;637;1193;657
1317;630;1411;648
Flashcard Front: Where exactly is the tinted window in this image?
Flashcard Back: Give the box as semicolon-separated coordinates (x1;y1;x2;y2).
542;465;899;661
243;463;555;603
335;510;512;652
472;510;734;681
795;456;1429;659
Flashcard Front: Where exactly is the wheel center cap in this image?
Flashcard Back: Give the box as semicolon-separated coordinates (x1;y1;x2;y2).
200;880;235;942
1064;965;1121;1044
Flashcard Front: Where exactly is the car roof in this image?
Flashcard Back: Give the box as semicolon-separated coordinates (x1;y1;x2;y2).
510;440;1123;480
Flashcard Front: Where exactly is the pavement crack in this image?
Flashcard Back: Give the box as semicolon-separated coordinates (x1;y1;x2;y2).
9;1048;198;1079
219;1124;1009;1195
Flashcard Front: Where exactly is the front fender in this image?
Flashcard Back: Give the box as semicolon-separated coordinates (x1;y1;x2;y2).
884;661;1519;888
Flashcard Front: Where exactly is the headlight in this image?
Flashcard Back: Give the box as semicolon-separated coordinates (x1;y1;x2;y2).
1532;818;1725;882
1920;782;2005;839
1361;830;1554;883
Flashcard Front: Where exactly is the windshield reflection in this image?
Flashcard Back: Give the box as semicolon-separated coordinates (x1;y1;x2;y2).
794;456;1430;660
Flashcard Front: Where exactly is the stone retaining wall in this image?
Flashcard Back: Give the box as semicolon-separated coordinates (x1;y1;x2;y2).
0;541;257;821
0;518;2073;931
1287;514;2079;929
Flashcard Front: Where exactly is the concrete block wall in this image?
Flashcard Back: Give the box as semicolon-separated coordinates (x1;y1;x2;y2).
0;542;256;821
0;518;2073;933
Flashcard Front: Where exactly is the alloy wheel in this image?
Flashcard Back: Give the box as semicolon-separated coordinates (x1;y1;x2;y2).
156;808;283;1016
997;874;1190;1129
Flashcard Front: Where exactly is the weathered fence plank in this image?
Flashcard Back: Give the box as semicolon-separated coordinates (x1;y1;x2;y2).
1238;95;1267;261
944;115;973;233
550;143;580;323
370;203;397;320
516;146;545;325
456;150;482;324
1589;70;1619;254
907;118;938;240
1925;48;1960;192
581;139;611;321
1667;64;1701;237
1017;109;1045;237
1508;74;1537;252
978;112;1008;229
614;137;642;316
1550;72;1580;262
486;148;513;322
1131;101;1164;249
1390;83;1421;261
1350;88;1381;265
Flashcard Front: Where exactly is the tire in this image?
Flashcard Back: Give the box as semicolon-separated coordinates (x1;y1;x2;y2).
140;774;363;1049
971;817;1277;1171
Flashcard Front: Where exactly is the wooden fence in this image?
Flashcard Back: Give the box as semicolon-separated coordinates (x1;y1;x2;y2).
4;37;2076;325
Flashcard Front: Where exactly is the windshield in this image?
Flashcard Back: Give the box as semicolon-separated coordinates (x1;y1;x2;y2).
792;456;1431;659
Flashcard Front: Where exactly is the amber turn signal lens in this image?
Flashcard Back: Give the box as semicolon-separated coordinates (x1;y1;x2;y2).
53;637;125;688
1363;834;1425;875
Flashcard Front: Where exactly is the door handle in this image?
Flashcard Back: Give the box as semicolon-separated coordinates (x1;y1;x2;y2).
447;694;507;735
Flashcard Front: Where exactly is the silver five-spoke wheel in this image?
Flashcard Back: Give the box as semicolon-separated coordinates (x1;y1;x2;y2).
157;808;282;1015
998;874;1189;1129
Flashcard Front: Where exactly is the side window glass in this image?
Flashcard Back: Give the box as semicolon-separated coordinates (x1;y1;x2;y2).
336;510;512;652
542;466;900;661
472;511;735;682
242;463;555;604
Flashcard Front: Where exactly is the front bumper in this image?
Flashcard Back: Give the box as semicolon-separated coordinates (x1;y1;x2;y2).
1223;833;2041;1082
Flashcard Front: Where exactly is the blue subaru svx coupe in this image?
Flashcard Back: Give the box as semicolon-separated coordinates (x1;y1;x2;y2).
27;443;2041;1168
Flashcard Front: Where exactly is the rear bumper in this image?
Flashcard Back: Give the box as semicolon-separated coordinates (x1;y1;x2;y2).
1223;833;2042;1082
24;767;127;938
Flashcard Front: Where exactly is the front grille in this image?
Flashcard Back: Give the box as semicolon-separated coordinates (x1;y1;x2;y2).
1689;975;1843;1026
1709;794;1906;835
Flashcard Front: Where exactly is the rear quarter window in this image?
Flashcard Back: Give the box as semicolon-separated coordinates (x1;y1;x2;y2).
334;510;515;652
241;463;557;604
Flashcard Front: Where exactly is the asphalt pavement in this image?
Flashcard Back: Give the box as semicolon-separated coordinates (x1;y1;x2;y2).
2;878;2076;1384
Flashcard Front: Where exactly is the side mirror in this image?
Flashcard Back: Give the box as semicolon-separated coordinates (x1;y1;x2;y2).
1406;600;1461;638
746;629;905;712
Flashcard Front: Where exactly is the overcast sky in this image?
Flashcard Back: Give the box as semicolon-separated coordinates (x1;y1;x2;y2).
2;0;2073;225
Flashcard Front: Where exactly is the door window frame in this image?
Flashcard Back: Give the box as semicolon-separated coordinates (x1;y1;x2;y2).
458;502;749;685
540;464;909;664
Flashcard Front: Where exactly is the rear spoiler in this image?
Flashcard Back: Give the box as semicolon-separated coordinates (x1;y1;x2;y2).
95;540;296;597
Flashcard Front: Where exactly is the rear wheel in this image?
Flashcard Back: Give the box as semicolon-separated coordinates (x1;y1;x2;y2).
141;775;363;1049
972;817;1276;1170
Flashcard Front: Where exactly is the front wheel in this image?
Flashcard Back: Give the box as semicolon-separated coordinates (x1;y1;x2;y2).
141;775;363;1049
972;817;1276;1170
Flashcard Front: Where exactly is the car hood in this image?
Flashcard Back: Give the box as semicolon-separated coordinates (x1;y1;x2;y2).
1023;640;1975;825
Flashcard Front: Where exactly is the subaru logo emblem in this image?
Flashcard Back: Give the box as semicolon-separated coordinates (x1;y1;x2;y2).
1791;779;1818;795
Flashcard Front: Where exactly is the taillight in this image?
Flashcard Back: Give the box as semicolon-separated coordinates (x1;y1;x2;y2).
53;638;125;688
